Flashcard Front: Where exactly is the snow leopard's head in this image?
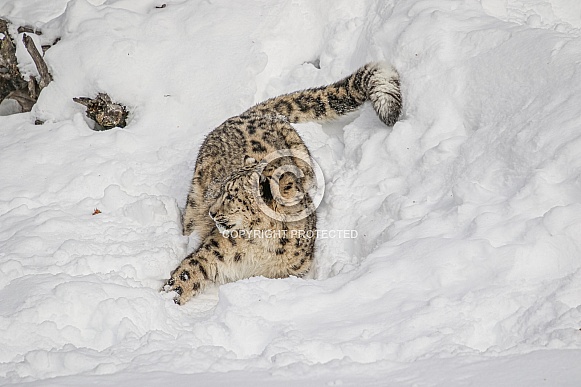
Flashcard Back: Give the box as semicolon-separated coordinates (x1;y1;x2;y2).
208;155;307;232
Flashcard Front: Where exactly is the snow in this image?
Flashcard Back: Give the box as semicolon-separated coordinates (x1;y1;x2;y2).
1;0;581;385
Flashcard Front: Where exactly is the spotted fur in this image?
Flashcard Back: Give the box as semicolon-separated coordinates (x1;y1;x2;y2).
163;62;402;304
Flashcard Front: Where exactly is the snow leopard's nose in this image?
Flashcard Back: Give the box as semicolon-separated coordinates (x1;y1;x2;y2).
209;210;217;219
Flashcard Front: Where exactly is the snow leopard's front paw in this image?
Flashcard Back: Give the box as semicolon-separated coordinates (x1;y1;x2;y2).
162;258;209;305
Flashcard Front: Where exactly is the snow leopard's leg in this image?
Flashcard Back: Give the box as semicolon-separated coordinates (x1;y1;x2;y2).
162;228;237;304
182;175;215;240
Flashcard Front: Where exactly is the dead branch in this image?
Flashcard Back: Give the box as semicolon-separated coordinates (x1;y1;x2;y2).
17;26;42;35
1;19;27;102
23;33;52;90
0;19;54;113
2;18;128;128
73;93;129;130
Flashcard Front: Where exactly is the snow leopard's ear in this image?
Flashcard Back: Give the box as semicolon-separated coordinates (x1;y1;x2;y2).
243;155;257;166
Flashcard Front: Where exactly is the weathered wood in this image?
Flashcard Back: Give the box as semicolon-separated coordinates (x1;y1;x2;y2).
23;33;52;90
7;88;36;112
73;93;129;130
0;19;53;113
1;19;27;103
17;26;42;35
1;18;128;127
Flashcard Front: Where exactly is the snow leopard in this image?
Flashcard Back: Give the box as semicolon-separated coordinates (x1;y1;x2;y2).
163;62;402;304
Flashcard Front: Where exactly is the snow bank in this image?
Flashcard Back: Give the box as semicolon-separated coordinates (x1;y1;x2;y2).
1;0;580;385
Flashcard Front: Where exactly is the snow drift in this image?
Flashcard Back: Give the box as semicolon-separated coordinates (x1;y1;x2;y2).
1;0;580;385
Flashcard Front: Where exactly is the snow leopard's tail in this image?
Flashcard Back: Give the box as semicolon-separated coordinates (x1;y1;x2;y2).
245;62;402;126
